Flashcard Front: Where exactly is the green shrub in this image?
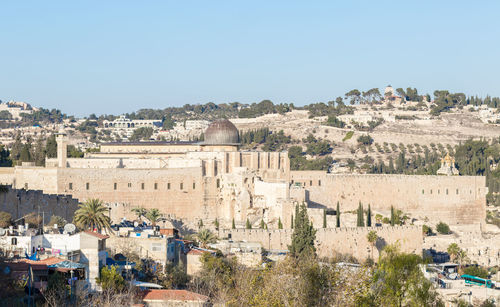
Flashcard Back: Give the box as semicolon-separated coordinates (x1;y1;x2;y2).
463;266;489;279
436;222;450;234
325;115;346;128
422;225;433;236
357;134;374;145
342;131;354;142
96;265;125;291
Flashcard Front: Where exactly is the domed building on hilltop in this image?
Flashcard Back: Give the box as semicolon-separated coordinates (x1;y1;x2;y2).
203;119;239;145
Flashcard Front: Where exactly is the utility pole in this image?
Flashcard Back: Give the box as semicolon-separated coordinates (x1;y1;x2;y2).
37;204;46;234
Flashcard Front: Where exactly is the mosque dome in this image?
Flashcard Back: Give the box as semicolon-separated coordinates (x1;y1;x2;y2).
204;119;239;145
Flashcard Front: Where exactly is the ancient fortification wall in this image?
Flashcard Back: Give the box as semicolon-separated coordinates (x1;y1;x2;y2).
290;172;486;225
55;167;208;221
0;185;79;223
220;226;422;261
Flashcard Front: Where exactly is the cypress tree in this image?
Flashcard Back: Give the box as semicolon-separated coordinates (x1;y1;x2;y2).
246;218;252;229
20;142;33;163
214;218;219;230
367;204;372;227
278;217;283;229
336;202;340;228
295;203;300;224
357;202;360;226
288;202;317;258
322;209;327;228
10;134;23;161
356;202;360;226
357;202;364;227
34;137;46;166
390;206;395;226
260;219;265;229
291;214;294;229
232;218;236;229
45;134;57;158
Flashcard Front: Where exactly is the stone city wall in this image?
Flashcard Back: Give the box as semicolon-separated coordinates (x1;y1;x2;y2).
423;225;500;267
55;167;208;222
290;172;486;225
0;185;79;223
220;226;422;261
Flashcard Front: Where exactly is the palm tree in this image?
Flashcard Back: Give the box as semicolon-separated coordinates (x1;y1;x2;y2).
74;198;112;232
456;249;469;271
447;243;460;262
131;207;147;222
197;229;216;248
367;230;378;260
145;208;162;226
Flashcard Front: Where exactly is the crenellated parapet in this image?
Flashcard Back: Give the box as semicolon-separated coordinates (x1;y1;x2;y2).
0;185;79;222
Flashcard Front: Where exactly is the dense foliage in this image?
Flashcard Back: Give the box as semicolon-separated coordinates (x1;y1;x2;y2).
20;108;66;126
357;134;374;145
303;97;354;118
289;203;317;258
190;244;443;306
120;100;292;122
463;266;489;279
430;90;500;115
129;127;154;141
288;145;333;171
8;134;84;166
239;128;291;151
324;115;346;128
96;265;125;291
436;222;451;234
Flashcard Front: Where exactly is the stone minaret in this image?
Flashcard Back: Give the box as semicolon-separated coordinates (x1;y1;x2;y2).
56;129;68;168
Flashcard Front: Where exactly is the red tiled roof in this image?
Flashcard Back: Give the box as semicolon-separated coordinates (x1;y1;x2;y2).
142;290;209;302
18;257;64;265
187;249;206;255
8;262;48;271
83;230;109;239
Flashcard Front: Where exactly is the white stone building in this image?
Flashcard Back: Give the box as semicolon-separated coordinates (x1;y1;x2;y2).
0;228;108;290
0;101;35;120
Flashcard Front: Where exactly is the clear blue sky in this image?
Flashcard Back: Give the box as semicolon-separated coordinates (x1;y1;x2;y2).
1;1;499;117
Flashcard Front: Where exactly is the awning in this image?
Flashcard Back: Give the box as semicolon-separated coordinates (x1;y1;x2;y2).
48;260;85;272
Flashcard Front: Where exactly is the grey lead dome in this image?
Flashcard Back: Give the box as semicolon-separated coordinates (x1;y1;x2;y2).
204;119;239;145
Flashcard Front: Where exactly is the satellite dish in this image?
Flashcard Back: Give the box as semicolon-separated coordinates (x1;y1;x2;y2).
64;223;76;234
133;221;139;227
0;229;5;236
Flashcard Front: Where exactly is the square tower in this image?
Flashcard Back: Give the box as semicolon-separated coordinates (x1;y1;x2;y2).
56;130;68;168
